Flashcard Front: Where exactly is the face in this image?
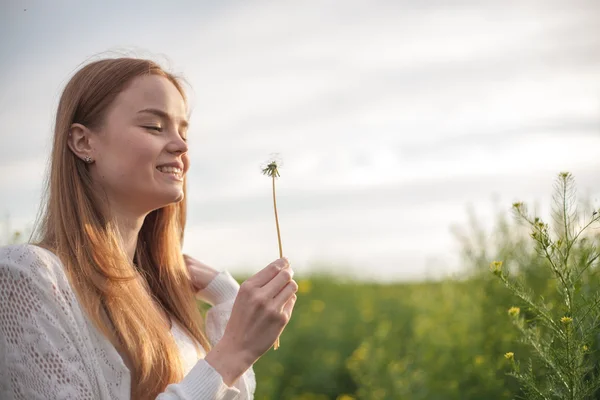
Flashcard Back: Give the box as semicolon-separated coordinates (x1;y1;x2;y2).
86;75;190;215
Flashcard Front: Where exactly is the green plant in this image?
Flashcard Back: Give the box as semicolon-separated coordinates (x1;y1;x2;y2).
492;172;600;399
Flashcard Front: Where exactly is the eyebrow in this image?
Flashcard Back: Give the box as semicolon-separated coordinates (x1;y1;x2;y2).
137;108;189;129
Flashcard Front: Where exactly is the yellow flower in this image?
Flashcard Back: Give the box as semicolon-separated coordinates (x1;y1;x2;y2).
310;299;325;313
337;396;356;400
583;345;589;352
297;279;312;294
559;172;571;179
490;261;503;274
504;352;514;360
352;343;369;362
474;355;484;365
561;316;573;325
508;307;520;317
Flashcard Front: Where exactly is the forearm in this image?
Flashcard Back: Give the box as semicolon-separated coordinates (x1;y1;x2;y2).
204;339;254;387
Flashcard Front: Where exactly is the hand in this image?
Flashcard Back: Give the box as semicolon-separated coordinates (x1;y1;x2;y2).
183;254;220;291
218;258;298;365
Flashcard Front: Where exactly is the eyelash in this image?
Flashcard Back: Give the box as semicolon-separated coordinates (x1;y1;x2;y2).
143;126;187;142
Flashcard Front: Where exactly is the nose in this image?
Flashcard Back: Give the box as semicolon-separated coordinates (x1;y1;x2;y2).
167;134;188;155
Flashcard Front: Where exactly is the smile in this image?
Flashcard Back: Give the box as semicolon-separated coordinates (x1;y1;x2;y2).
156;166;184;181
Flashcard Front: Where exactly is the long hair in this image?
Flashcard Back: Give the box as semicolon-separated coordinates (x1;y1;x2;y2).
33;57;211;399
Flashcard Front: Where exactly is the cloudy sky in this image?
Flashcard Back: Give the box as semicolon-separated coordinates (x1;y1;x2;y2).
1;0;599;282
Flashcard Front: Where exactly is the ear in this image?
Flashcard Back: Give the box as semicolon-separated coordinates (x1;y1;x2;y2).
68;123;95;162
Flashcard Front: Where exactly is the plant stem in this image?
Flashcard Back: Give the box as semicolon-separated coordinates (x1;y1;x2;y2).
272;174;283;350
272;175;283;258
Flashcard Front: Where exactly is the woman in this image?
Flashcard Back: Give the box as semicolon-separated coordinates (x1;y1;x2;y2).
0;57;298;399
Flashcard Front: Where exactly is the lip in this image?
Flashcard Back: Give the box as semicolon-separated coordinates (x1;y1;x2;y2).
160;172;184;182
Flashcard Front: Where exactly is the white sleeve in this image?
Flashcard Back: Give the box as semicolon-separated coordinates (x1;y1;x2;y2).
172;271;257;399
0;244;104;399
0;245;255;400
160;271;256;399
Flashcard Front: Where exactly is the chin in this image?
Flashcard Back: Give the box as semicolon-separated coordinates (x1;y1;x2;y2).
147;190;185;211
164;189;185;204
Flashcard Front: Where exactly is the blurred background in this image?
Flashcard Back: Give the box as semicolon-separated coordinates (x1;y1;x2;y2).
1;1;599;399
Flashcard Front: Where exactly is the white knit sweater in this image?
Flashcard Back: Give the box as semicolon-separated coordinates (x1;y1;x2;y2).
0;244;256;399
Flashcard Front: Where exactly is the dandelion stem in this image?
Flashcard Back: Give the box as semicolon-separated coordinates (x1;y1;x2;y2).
272;175;283;258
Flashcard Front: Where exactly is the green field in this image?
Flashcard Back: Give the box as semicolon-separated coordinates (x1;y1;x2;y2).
7;174;600;399
229;180;600;399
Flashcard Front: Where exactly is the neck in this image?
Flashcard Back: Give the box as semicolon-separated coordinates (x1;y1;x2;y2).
113;211;146;263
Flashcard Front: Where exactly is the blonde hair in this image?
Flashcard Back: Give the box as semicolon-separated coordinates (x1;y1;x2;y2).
33;57;211;399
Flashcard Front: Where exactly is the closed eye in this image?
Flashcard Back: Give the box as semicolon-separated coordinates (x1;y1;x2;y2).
143;125;187;142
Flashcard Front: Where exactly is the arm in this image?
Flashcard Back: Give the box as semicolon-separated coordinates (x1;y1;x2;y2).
194;270;240;307
0;244;104;399
193;271;258;398
159;339;255;400
0;245;255;400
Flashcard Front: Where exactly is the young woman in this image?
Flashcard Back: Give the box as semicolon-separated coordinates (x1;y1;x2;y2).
0;57;298;399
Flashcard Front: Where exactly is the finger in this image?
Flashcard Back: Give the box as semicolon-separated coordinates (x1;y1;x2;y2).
182;254;198;266
246;258;289;287
274;279;298;309
282;294;297;319
264;267;295;298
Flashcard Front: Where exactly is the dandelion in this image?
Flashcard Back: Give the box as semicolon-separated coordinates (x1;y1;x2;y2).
504;352;514;361
583;345;589;352
261;155;284;259
262;154;286;350
508;307;520;317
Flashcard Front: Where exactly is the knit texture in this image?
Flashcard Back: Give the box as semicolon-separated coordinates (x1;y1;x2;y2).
0;244;256;399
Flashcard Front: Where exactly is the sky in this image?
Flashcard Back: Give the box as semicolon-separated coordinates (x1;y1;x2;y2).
1;0;599;282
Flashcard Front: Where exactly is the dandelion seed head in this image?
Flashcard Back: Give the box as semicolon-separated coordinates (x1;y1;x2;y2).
261;153;283;178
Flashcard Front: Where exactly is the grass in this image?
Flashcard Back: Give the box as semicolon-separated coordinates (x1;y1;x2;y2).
7;171;600;399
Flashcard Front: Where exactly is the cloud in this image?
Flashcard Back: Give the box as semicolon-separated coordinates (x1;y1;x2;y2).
1;0;599;280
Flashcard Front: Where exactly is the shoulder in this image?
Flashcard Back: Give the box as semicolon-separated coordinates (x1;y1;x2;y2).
0;243;69;291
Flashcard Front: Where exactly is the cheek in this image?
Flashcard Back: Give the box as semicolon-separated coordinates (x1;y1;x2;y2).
100;135;159;180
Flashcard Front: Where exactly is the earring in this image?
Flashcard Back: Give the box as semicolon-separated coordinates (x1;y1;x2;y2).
84;156;93;163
